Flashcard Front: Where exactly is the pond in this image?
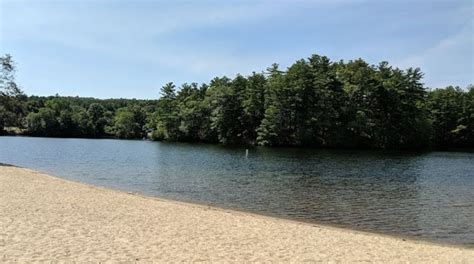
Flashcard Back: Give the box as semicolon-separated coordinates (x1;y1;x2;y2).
1;136;473;246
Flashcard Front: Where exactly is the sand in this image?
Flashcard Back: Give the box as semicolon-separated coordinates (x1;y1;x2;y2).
0;166;473;262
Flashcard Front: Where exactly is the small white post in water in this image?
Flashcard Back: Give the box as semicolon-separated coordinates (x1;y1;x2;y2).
245;149;249;159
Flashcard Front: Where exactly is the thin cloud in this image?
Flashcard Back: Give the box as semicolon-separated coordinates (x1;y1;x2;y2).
2;1;283;76
397;21;473;89
1;0;472;98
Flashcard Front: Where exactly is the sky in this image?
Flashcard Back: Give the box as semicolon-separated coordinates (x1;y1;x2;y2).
0;0;473;99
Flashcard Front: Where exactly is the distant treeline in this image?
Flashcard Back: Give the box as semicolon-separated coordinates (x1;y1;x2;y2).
1;54;473;149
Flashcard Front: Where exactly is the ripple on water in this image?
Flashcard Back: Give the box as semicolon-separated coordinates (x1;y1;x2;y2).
0;136;473;246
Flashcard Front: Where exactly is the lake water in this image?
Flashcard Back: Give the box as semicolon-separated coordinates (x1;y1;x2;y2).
1;136;473;246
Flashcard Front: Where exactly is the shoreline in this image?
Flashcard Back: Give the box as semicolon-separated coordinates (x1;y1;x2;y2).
111;183;472;250
3;135;474;152
2;163;469;249
1;165;473;262
4;163;471;249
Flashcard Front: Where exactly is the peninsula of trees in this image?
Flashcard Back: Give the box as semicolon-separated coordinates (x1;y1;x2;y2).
1;54;473;149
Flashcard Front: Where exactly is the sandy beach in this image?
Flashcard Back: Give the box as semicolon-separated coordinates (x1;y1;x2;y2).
0;165;472;262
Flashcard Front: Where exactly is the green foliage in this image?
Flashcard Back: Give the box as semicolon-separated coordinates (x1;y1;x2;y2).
209;76;247;144
152;82;179;140
26;108;59;136
0;54;26;133
256;64;285;146
2;53;473;149
426;86;473;147
109;107;144;139
21;96;155;138
242;72;266;144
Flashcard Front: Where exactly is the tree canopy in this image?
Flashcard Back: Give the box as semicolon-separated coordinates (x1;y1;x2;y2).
1;54;26;133
1;53;473;149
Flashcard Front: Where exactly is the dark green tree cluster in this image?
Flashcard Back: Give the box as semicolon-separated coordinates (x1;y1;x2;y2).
23;96;157;139
148;55;472;149
0;54;26;134
1;53;473;149
426;86;474;148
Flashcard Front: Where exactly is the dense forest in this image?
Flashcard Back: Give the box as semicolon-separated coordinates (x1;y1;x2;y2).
1;54;473;149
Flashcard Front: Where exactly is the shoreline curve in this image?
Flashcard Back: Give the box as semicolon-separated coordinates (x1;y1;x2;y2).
1;165;473;262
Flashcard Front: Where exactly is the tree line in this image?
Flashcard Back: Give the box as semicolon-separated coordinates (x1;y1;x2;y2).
1;54;473;149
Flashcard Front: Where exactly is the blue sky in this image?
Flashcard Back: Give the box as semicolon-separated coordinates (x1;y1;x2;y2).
1;0;472;99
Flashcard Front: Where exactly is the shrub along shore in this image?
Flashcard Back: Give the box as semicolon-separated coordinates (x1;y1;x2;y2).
1;54;473;149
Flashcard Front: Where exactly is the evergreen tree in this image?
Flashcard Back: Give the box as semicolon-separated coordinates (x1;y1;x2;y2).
257;64;285;146
4;53;472;149
153;82;179;140
209;76;246;144
242;72;266;144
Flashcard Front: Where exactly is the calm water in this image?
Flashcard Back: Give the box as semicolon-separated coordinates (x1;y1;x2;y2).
1;136;473;246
